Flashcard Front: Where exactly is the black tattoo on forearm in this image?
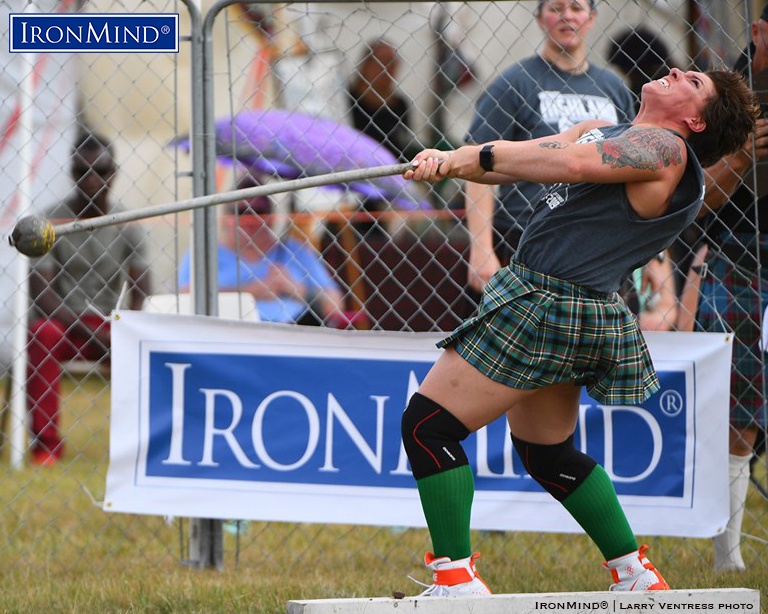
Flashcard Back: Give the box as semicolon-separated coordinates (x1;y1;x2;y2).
597;127;683;171
539;141;570;150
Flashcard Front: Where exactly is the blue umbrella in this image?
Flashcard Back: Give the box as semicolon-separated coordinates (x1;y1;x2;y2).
178;109;431;210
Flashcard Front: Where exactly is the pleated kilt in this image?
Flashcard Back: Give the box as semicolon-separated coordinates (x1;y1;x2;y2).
439;261;659;405
696;254;766;428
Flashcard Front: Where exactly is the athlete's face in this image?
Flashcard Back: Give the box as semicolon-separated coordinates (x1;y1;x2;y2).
537;0;595;53
641;68;715;130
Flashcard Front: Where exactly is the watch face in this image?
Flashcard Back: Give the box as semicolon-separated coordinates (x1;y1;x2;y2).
480;145;494;171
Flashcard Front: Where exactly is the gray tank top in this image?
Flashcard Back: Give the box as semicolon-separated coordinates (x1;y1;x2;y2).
514;124;704;293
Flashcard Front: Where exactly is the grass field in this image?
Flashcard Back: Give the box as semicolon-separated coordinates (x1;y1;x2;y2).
0;376;766;613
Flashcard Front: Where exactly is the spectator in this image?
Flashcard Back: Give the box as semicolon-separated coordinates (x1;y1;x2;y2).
695;3;768;572
607;26;675;113
178;174;344;326
347;38;417;162
27;131;151;466
463;0;636;298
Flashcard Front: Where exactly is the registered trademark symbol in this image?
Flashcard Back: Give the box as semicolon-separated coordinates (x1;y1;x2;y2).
659;390;683;417
161;25;171;35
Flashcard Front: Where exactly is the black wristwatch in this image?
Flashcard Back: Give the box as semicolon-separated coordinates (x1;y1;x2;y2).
479;144;495;172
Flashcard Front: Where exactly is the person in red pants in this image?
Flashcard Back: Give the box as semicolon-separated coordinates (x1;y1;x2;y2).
27;130;151;466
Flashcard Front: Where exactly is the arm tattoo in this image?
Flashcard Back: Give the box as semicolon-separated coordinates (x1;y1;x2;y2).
539;141;570;150
596;127;683;171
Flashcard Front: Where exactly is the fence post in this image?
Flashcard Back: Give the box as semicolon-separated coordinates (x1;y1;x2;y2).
181;0;225;571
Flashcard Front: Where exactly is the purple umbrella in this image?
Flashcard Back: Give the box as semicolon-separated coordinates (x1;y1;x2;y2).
176;109;430;210
211;109;430;210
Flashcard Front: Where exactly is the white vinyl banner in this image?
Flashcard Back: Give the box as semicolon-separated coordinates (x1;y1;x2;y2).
105;311;732;538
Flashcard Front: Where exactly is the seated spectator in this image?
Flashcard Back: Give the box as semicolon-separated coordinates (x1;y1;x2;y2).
27;130;151;466
178;174;344;326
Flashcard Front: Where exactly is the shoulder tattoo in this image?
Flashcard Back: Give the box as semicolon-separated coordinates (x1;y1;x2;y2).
596;127;683;171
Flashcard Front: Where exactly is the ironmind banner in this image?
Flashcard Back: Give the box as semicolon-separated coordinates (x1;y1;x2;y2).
105;311;732;538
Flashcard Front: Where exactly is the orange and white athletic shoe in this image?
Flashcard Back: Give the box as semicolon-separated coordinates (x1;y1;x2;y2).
604;544;670;591
410;552;492;597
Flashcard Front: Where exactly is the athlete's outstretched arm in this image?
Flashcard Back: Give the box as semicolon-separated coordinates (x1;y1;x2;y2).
406;125;685;188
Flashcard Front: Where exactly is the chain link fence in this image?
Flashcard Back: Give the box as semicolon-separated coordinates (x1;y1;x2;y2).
0;0;766;603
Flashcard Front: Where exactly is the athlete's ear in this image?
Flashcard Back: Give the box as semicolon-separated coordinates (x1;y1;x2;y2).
685;115;706;134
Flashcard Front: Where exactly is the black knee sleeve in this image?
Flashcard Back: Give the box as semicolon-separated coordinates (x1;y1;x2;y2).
511;433;596;502
401;392;470;480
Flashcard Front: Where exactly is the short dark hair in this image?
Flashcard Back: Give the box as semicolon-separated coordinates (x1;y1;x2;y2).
686;70;760;168
231;173;272;214
607;26;672;75
536;0;595;16
235;173;260;191
72;130;113;159
358;38;398;69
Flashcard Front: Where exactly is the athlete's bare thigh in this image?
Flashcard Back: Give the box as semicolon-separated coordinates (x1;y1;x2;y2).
418;346;582;443
417;346;533;432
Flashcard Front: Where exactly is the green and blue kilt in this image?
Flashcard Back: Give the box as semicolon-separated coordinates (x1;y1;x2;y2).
696;253;767;429
438;261;659;405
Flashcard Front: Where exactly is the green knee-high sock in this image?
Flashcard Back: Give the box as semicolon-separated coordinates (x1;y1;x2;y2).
561;464;638;560
416;465;474;560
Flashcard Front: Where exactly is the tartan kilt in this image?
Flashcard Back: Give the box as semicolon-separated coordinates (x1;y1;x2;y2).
696;255;766;428
439;262;659;405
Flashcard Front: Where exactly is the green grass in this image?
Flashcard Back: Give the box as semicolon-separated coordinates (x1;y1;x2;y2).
0;376;766;613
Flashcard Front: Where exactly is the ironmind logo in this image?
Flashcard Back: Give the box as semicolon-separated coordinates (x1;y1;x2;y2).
9;13;179;53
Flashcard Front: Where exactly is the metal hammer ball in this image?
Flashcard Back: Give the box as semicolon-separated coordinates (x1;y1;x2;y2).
9;215;56;258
